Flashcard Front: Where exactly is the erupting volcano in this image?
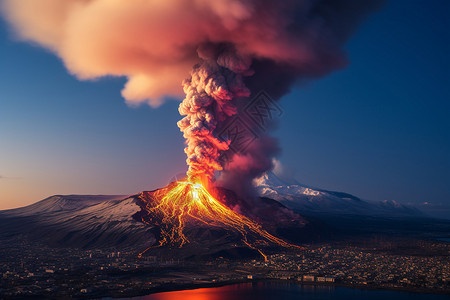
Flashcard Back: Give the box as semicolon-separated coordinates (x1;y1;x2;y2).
130;46;305;258
1;0;385;259
134;178;302;259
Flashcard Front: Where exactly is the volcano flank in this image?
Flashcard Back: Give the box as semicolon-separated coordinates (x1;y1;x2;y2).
0;180;314;260
131;179;307;259
0;175;431;261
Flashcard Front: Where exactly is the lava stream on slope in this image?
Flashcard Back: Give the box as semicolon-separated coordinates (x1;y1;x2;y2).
133;179;303;259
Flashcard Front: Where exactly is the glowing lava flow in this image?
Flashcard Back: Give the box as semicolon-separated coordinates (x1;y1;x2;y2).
136;179;301;260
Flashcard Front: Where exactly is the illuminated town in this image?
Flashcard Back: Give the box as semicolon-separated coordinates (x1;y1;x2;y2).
1;237;448;298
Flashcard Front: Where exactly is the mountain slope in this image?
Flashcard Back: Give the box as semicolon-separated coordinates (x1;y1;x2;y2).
0;188;312;256
0;175;427;254
0;195;125;216
0;195;156;250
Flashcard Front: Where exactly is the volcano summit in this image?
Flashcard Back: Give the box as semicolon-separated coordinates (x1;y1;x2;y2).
132;179;306;259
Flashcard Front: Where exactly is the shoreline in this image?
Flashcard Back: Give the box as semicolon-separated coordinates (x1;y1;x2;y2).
108;278;449;299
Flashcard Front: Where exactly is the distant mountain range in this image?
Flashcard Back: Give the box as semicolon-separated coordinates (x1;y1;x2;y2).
254;172;424;217
1;173;444;255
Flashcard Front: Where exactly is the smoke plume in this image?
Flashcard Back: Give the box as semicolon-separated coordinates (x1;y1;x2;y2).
178;45;251;181
1;0;384;193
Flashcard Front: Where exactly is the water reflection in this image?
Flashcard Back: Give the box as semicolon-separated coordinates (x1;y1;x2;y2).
124;281;447;300
138;283;255;300
131;282;336;300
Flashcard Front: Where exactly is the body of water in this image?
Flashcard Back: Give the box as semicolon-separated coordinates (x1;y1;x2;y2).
123;281;449;300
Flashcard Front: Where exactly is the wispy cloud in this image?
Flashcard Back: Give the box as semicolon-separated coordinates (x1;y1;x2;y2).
0;175;22;180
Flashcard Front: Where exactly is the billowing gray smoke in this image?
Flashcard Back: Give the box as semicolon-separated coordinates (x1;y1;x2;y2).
1;0;384;195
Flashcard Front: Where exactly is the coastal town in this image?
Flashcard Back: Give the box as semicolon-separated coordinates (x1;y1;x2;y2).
1;237;448;298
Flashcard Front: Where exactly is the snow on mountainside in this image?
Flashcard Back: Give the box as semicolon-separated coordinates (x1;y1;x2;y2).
0;195;126;216
254;172;424;217
0;195;155;249
0;191;311;253
0;177;425;251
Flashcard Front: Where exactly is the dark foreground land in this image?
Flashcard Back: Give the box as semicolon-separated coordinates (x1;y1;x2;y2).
0;235;449;299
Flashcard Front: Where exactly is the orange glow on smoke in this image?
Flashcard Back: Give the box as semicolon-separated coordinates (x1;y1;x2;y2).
137;178;301;260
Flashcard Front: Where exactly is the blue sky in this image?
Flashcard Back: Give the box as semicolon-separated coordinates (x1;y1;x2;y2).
0;0;449;211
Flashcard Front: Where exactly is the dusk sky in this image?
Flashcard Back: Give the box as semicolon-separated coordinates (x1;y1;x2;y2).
0;0;448;212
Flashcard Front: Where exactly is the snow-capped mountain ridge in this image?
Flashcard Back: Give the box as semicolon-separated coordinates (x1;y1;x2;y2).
0;195;126;216
254;172;423;217
0;175;425;252
0;195;155;249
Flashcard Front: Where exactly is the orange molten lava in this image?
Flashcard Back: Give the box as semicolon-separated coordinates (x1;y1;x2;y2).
137;178;302;260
